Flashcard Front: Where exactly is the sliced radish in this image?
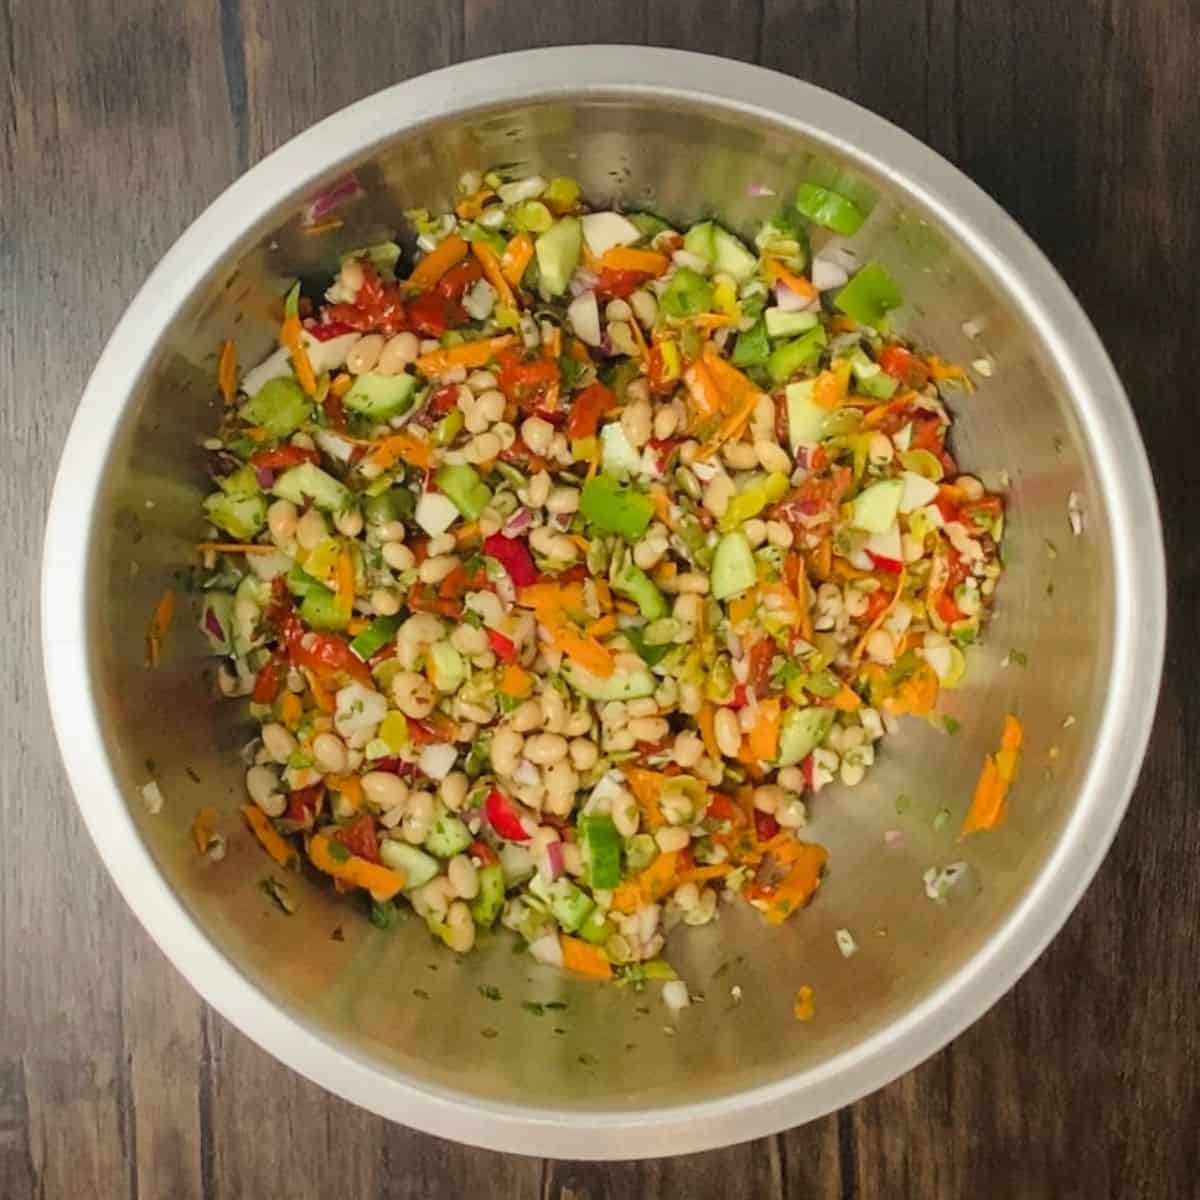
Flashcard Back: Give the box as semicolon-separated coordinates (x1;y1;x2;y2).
866;524;903;567
566;290;602;347
415;491;460;537
581;211;641;257
899;471;940;514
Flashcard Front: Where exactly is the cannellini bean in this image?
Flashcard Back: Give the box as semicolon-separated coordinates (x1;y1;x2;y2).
703;475;735;517
546;486;580;515
260;723;297;765
628;717;669;744
867;431;894;465
714;708;741;758
267;499;298;545
295;508;328;551
467;369;498;392
777;766;805;792
346;333;385;375
362;771;408;810
684;888;718;926
440;771;468;813
442;901;476;953
309;732;347;774
377;331;420;374
674;881;700;912
509;698;544;734
524;733;568;765
413;875;454;920
755;440;792;474
541;686;567;733
753;784;785;814
569;738;599;771
673;731;704;769
523;469;552;508
450;624;489;656
777;796;808;827
865;629;897;664
491;727;524;776
655;825;690;853
742;518;767;548
370;588;401;617
377;519;407;544
630;289;658;328
475;388;506;425
246;765;285;816
653;406;678;440
722;441;759;470
521;416;554;457
611;789;640;838
678;682;702;716
765;520;794;549
390;671;436;718
600;701;628;729
621;398;652;449
447;854;480;899
419;555;460;585
403;791;435;845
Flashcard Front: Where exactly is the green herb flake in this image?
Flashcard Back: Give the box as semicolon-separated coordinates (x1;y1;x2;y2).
942;716;962;736
1006;648;1028;667
932;808;950;832
896;794;912;815
325;839;352;864
259;876;296;914
479;984;502;1002
413;987;430;1000
543;1000;568;1011
481;1027;499;1040
522;1001;546;1016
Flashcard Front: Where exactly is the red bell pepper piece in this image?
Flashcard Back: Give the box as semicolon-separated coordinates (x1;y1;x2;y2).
866;551;904;574
333;813;382;864
754;810;780;843
496;349;559;408
306;319;356;341
748;638;776;696
729;685;748;709
285;784;323;828
565;382;616;440
801;755;816;790
435;259;483;301
487;628;518;664
877;345;930;389
249;445;321;470
470;839;500;866
485;788;529;841
593;267;650;300
483;532;539;587
705;794;745;826
252;660;281;704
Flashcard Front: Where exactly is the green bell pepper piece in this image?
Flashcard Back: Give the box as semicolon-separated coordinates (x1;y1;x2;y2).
285;562;327;599
731;319;771;367
660;268;713;319
579;475;655;541
623;625;672;668
435;463;492;520
458;222;507;254
431;409;464;447
767;327;828;384
350;615;400;662
613;564;668;619
579;814;622;889
363;487;415;526
795;182;868;235
834;262;903;328
300;586;350;631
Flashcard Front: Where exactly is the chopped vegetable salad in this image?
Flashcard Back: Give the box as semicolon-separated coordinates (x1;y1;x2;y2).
192;165;1005;983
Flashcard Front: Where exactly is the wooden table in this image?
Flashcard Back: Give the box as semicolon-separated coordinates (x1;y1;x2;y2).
3;1;1194;1195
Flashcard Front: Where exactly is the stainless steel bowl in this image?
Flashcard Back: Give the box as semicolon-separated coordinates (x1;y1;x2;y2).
41;47;1165;1158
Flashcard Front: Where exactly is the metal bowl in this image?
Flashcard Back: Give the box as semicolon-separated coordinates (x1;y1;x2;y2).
41;47;1165;1158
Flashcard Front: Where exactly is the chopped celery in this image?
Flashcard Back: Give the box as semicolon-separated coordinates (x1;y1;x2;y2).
350;615;400;661
850;348;899;399
435;463;492;520
834;263;903;328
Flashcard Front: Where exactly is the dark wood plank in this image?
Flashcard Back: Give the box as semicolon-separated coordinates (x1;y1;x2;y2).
647;0;762;61
463;0;648;54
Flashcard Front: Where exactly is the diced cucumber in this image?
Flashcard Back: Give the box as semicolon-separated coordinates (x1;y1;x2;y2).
435;463;492;520
712;530;757;601
850;479;904;533
767;326;827;383
343;372;418;421
786;379;826;450
217;464;262;500
628;212;671;240
272;462;351;513
899;470;940;514
535;217;583;297
683;221;716;264
777;707;835;767
424;806;473;859
530;875;595;934
764;307;819;339
429;640;465;694
199;592;234;654
470;863;506;928
204;490;267;541
613;564;668;619
731;319;771;367
239;376;311;437
579;813;622;889
414;492;460;537
379;842;440;891
562;660;656;702
578;907;614;946
712;227;758;282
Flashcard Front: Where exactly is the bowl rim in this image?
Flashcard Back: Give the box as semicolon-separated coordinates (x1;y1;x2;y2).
41;45;1166;1159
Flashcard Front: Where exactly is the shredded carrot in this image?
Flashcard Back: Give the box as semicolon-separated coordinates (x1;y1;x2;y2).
592;578;613;612
748;697;782;762
559;935;612;979
455;189;495;220
368;432;433;470
763;842;828;925
241;805;297;868
683;359;723;423
728;589;758;627
454;521;481;549
414;334;515;379
302;217;343;237
882;661;939;717
145;589;175;667
624;767;668;831
612;850;680;913
766;259;819;302
547;620;614;678
696;389;759;461
809;538;833;581
927;355;973;388
599;246;670;276
851;569;907;664
280;315;317;396
308;834;405;899
500;233;534;288
692;313;735;330
330;371;353;398
499;664;534;698
830;683;863;713
585;614;617;639
702;345;758;403
278;692;303;727
327;774;365;810
347;617;369;636
962;715;1023;836
405;233;468;293
649;486;672;530
217;339;237;407
794;985;816;1022
304;668;335;713
333;549;355;616
191;807;219;855
697;704;721;762
471;241;516;309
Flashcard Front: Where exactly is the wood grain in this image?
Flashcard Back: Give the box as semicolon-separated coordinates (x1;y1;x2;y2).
3;0;1197;1196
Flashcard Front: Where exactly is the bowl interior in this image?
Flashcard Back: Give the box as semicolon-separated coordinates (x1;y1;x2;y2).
85;93;1110;1115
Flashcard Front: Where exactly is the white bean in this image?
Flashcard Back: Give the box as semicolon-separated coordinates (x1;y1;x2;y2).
569;738;599;771
440;771;469;812
521;416;554;456
546;486;580;515
673;731;704;769
491;727;524;776
753;784;785;814
362;771;408;810
370;588;401;617
377;332;420;375
295;508;328;551
312;732;349;775
621;398;652;449
714;708;741;758
442;900;476;953
246;765;284;816
524;733;568;765
403;791;435;845
419;555;459;585
391;671;436;718
628;717;669;744
755;439;792;474
267;499;298;545
655;826;690;853
722;441;759;470
260;723;297;765
448;854;480;899
346;333;385;375
510;698;544;733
